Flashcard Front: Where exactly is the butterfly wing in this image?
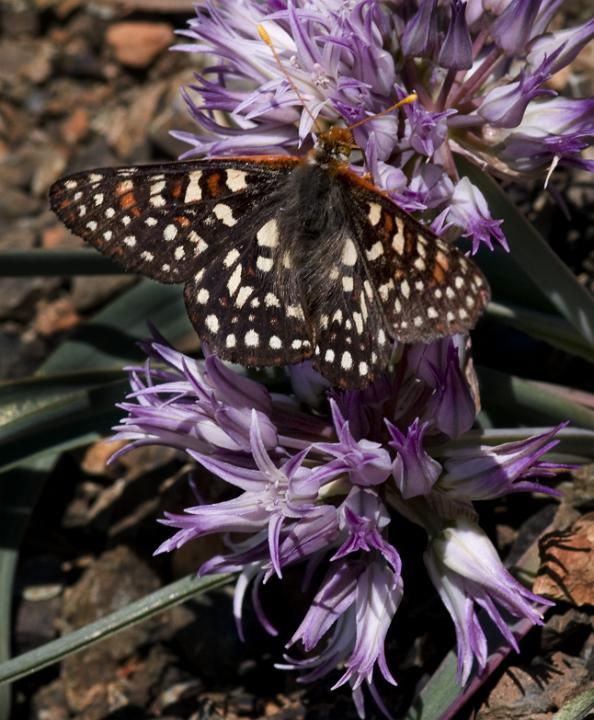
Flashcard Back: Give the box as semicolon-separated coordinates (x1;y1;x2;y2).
308;228;393;388
184;212;314;367
339;170;490;344
50;158;313;366
49;158;299;282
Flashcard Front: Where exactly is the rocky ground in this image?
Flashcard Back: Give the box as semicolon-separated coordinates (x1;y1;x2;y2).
2;1;594;719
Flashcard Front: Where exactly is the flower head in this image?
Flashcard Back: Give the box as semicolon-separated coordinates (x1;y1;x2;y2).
424;517;553;684
113;333;569;716
174;0;594;252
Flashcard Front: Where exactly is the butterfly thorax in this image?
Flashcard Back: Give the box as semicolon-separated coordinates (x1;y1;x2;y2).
310;126;354;167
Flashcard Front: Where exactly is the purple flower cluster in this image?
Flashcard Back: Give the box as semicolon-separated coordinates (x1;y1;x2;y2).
113;333;566;716
106;1;593;715
174;0;594;253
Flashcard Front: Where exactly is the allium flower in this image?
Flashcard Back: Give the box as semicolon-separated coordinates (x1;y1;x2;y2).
174;0;594;252
113;334;569;717
424;517;554;684
105;0;594;715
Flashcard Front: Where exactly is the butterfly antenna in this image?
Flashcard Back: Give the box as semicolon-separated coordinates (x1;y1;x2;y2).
257;24;323;135
348;92;418;131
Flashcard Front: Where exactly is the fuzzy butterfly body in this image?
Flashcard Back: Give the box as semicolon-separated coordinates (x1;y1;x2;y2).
49;130;490;388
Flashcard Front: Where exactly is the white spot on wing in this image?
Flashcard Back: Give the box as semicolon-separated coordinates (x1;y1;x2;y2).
227;264;242;296
368;203;382;226
245;330;259;347
392;232;404;254
341;238;357;266
341;351;353;369
224;249;240;267
257;256;273;272
164;224;178;241
287;305;303;319
236;286;253;308
225;169;248;192
256;219;279;248
366;241;383;261
184;171;203;202
206;314;219;333
213;203;237;226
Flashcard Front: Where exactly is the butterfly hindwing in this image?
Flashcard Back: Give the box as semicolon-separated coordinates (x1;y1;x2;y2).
310;231;392;388
184;214;313;367
341;171;490;345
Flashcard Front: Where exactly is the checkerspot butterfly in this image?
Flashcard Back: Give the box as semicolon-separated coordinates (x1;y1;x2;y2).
49;126;490;389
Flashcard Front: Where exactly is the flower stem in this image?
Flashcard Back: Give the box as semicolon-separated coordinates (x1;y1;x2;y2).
450;47;500;108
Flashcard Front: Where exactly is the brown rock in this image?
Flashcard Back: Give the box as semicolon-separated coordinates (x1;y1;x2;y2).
0;277;61;322
93;81;166;158
60;107;90;145
534;511;594;607
477;652;591;720
41;224;82;249
31;146;68;197
82;439;128;476
61;546;163;715
105;22;174;69
33;297;80;336
71;275;137;311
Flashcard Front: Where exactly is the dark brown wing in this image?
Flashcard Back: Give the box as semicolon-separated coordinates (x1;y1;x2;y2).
49;158;299;282
338;169;490;344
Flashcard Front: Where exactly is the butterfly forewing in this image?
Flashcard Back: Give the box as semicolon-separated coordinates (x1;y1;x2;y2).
49;159;299;283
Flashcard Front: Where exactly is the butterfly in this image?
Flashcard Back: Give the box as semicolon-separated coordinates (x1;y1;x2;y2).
49;126;490;389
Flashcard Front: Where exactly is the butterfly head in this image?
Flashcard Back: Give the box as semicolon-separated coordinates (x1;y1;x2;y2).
314;126;355;165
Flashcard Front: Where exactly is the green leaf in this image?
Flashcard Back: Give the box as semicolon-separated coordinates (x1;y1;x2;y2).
40;279;191;373
404;650;462;720
0;380;126;480
0;250;123;276
458;158;594;348
0;369;124;430
0;572;233;686
0;551;16;719
440;426;594;462
486;302;594;364
552;687;594;720
477;366;594;430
